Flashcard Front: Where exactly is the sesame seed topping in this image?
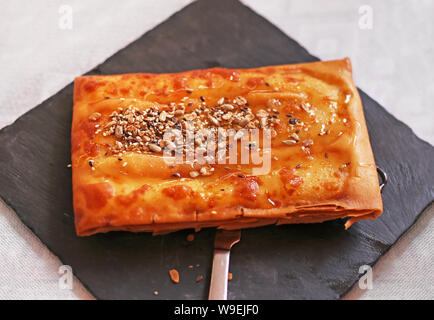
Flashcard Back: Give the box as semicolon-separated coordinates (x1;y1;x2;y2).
97;95;276;157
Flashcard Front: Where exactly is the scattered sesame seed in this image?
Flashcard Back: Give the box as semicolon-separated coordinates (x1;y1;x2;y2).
302;139;314;147
189;171;200;178
282;139;297;146
88;112;101;121
149;143;162;153
289;118;299;125
289;133;300;141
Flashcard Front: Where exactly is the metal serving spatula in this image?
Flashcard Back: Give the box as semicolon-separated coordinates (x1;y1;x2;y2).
208;229;241;300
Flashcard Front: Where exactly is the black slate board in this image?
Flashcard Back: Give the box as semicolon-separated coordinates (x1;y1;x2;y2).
0;0;433;300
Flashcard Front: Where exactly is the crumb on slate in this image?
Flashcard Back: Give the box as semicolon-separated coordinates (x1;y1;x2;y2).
169;269;180;284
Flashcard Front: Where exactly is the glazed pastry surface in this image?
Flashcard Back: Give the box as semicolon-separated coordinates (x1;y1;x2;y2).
71;58;382;236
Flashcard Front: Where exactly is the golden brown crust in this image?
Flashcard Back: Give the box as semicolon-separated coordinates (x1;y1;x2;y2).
71;58;382;236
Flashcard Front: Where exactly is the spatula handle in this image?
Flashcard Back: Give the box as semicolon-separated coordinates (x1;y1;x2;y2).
209;249;230;300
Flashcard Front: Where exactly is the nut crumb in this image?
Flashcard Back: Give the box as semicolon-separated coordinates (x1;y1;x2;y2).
187;234;194;242
169;269;180;284
228;272;233;281
153;290;159;295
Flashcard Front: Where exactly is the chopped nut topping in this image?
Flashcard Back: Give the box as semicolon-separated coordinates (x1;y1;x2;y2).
256;109;268;118
98;95;276;156
233;96;247;105
115;125;123;138
208;115;220;126
159;111;167;122
222;103;234;111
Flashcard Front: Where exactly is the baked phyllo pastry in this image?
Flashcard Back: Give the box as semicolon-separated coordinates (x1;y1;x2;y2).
71;58;382;236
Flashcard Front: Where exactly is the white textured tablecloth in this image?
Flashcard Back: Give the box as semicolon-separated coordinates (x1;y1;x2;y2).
0;0;433;299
